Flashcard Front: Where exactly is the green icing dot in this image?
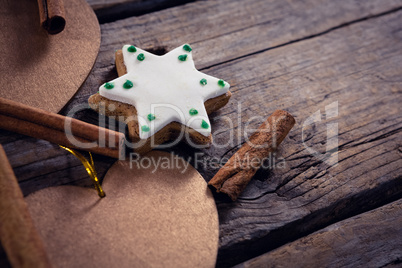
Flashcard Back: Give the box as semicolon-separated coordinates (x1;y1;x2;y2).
104;82;114;90
183;44;192;52
137;53;145;61
127;45;137;53
141;125;150;132
218;79;226;88
200;78;207;86
201;120;209;129
189;108;198;116
178;55;187;61
123;80;133;89
147;114;156;121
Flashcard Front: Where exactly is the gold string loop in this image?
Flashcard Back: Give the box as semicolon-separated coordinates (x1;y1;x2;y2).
59;146;105;198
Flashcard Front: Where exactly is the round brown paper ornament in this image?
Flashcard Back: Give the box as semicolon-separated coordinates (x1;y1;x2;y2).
25;151;219;268
0;0;100;113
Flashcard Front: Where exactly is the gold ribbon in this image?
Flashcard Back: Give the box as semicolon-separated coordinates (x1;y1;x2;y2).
59;146;105;198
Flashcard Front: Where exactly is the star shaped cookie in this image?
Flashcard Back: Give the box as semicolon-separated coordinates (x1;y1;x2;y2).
89;44;231;154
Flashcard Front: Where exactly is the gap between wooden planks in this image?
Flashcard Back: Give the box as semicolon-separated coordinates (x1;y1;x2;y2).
0;0;401;267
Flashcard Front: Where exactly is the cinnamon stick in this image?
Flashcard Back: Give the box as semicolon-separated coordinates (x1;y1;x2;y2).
0;97;125;159
0;145;52;268
37;0;66;34
208;110;295;201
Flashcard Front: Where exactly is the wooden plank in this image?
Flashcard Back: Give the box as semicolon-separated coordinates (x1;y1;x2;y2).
0;0;401;266
91;0;402;70
234;199;402;268
208;10;402;266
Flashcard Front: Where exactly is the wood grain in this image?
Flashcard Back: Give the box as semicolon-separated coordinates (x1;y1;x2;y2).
234;198;402;268
1;0;401;266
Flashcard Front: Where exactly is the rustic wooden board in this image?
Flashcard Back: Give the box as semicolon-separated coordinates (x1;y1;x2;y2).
234;198;402;268
1;0;402;266
2;0;398;195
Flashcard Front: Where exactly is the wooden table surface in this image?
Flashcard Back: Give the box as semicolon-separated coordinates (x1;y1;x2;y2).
1;0;402;267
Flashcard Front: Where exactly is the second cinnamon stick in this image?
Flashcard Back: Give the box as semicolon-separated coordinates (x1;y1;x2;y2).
0;97;122;150
0;97;126;159
208;110;295;201
0;114;123;159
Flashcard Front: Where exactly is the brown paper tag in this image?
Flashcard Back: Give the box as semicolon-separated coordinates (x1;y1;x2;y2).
0;0;100;113
25;151;219;267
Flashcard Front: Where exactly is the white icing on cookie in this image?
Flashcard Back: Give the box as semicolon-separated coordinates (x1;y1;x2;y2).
99;44;230;139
